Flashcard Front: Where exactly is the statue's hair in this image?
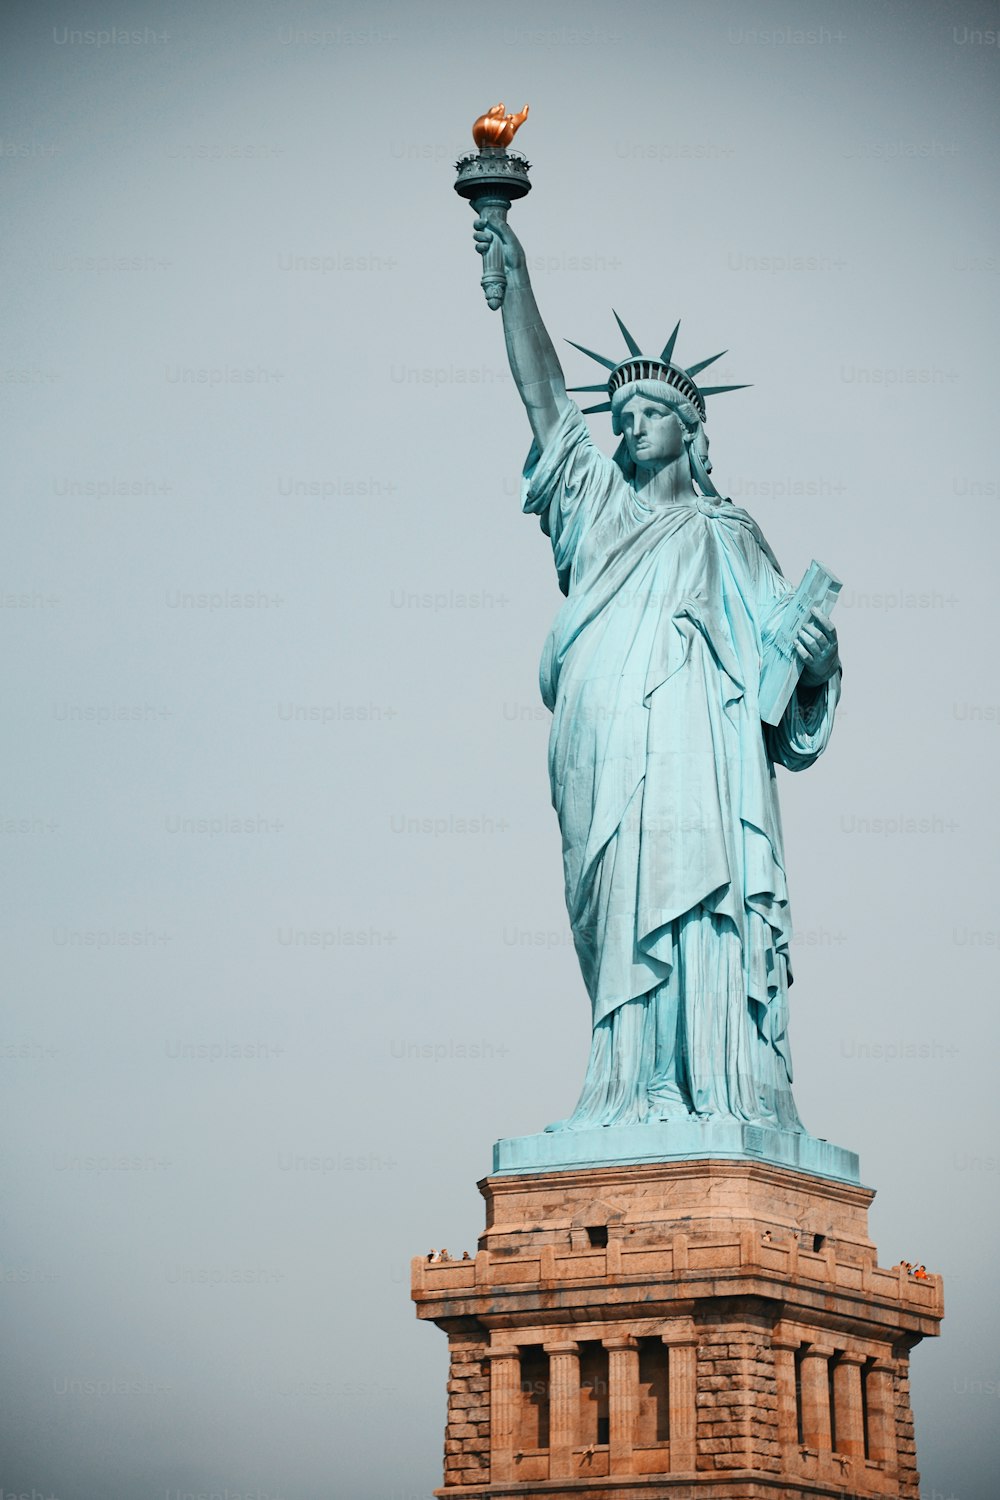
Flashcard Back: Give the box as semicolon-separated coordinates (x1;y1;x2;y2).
609;379;715;490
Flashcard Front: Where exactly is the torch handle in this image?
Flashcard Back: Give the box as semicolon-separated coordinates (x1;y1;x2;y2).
472;195;511;311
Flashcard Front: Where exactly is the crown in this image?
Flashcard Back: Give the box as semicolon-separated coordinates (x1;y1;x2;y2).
566;312;749;421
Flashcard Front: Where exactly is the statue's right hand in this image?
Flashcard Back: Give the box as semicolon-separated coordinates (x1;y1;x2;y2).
472;216;526;273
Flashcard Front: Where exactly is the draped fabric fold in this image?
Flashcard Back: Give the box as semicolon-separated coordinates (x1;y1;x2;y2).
522;403;840;1130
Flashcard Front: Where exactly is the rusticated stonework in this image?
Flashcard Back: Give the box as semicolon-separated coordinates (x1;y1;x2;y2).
444;1334;491;1489
412;1159;942;1499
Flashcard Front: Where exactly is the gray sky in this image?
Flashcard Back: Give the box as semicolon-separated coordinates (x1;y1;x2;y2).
3;0;998;1496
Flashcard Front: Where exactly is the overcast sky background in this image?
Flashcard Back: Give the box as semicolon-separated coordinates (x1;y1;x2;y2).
2;1;998;1497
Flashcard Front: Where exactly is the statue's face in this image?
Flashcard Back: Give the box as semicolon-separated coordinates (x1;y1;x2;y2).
618;394;687;469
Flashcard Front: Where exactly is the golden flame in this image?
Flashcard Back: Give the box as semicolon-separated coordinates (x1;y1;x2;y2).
472;102;529;150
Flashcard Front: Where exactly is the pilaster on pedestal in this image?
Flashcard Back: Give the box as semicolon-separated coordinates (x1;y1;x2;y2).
412;1157;942;1498
604;1337;638;1470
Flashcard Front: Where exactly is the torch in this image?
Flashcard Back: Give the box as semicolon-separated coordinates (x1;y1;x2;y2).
454;103;531;310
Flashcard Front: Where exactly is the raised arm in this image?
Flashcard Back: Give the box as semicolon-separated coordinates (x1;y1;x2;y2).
473;217;572;452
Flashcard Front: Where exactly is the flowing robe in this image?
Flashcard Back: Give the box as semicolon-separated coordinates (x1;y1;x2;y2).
522;403;840;1130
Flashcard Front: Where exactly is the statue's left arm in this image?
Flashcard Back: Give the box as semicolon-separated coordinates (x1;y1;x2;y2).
765;607;842;772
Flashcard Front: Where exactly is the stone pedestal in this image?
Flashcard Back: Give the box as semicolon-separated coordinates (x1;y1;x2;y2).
411;1159;943;1498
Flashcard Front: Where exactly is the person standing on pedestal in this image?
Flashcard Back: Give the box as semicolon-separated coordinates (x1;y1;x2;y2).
474;216;842;1133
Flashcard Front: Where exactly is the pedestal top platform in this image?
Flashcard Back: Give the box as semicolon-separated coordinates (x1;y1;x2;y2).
492;1118;861;1185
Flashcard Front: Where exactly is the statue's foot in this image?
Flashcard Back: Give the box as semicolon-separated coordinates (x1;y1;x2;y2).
646;1084;693;1121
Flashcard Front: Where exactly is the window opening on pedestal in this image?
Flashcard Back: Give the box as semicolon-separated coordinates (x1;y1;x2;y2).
828;1355;839;1451
586;1224;609;1247
637;1338;670;1444
861;1359;873;1460
518;1346;550;1450
578;1341;610;1446
793;1346;805;1445
812;1233;826;1252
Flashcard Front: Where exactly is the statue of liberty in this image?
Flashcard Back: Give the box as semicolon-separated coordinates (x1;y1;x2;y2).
473;215;842;1136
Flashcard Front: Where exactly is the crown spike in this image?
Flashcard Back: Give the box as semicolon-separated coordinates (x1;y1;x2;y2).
564;339;617;371
566;383;612;393
684;350;727;378
660;321;681;363
700;383;752;398
612;311;643;357
580;401;614;414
